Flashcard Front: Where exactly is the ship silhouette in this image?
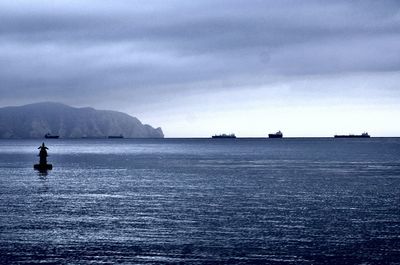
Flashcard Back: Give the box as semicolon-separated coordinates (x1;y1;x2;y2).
44;133;59;139
334;132;370;138
212;133;236;139
108;134;124;139
268;131;283;138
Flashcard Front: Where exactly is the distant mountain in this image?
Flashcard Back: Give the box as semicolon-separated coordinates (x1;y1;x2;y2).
0;102;164;138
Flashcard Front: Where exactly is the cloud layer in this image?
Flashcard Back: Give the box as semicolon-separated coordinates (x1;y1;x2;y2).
1;0;399;135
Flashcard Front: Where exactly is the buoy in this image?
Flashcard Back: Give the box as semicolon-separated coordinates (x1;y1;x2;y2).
34;142;53;171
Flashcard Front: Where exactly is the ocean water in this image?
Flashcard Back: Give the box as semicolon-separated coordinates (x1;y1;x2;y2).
0;138;400;264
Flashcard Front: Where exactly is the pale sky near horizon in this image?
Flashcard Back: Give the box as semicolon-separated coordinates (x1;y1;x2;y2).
1;0;399;137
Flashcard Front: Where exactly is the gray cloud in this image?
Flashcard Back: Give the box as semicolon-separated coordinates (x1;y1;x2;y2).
0;0;399;108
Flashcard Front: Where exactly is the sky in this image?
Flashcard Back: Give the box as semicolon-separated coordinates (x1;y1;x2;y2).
0;0;399;137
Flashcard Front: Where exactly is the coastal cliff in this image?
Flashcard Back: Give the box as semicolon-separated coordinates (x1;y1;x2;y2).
0;102;163;138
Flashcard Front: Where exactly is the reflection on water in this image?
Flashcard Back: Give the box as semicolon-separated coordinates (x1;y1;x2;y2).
37;173;49;194
37;170;48;177
0;138;400;264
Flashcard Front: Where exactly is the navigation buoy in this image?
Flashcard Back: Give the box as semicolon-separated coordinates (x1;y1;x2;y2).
34;142;53;171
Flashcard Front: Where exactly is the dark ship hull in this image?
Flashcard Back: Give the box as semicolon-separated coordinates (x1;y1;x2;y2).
44;134;59;139
268;131;283;138
108;135;124;139
212;134;236;139
268;134;283;138
334;135;370;138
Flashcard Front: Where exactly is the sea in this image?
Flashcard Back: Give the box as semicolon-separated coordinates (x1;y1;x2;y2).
0;138;399;264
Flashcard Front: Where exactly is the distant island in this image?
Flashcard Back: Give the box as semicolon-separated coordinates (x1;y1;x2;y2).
0;102;163;138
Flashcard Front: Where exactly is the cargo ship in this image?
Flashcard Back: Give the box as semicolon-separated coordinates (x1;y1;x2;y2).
108;134;124;139
268;131;283;138
334;132;370;138
44;133;59;139
212;133;236;139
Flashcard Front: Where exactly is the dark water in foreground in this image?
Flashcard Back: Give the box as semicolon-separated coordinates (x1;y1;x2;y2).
0;138;400;264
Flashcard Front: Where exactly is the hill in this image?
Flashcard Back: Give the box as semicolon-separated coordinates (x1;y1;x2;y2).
0;102;163;138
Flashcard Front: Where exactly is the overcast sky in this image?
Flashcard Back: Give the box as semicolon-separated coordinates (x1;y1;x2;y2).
1;0;399;136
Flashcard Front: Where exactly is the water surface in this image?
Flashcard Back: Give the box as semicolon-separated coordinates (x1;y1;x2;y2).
1;138;400;264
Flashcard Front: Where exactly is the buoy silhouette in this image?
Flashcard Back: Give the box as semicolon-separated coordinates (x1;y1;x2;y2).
34;142;53;171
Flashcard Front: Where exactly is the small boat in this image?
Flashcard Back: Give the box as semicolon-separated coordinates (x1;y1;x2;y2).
212;133;236;139
108;134;124;139
268;131;283;138
44;133;59;139
334;132;370;138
